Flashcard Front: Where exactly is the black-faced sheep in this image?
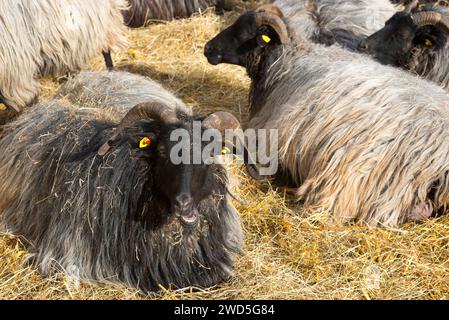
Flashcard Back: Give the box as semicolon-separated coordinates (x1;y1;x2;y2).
205;4;449;227
359;1;449;90
0;0;128;113
123;0;235;28
0;71;245;292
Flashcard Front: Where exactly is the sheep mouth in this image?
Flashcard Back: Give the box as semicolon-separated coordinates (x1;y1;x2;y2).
178;208;199;226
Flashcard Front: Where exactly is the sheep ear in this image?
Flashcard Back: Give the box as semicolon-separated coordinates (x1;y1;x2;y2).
415;28;448;50
257;34;273;47
134;131;158;151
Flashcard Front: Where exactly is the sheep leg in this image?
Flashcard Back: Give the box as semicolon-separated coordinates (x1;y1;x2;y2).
410;200;433;222
102;50;114;71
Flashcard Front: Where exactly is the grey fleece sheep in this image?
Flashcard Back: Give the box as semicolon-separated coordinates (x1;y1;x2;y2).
0;71;244;292
205;4;449;227
0;0;128;113
359;2;449;91
270;0;397;50
123;0;232;27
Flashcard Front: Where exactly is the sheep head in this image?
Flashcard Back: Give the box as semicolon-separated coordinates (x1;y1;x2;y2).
204;4;290;67
358;7;449;67
97;102;250;228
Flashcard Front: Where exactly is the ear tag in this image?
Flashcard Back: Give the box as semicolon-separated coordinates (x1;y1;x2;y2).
424;39;433;46
139;137;151;149
221;146;231;155
262;35;271;43
257;34;272;47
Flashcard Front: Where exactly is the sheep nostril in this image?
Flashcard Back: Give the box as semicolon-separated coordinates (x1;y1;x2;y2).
204;43;213;55
358;41;369;52
174;194;194;214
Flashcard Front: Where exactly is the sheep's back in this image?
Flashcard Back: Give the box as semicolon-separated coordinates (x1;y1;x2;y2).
56;71;191;117
123;0;220;27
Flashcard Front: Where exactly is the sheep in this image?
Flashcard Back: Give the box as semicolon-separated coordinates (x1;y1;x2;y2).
205;4;449;227
123;0;234;28
358;2;449;90
0;71;245;292
55;71;186;113
0;0;128;113
269;0;398;50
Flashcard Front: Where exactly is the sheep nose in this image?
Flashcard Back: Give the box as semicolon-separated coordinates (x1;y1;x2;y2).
204;43;213;55
358;40;369;52
204;43;222;65
173;194;194;214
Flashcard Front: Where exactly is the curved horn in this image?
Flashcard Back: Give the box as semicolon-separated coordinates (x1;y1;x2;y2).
203;111;265;180
404;0;419;14
203;111;241;133
255;4;285;18
254;6;290;44
305;0;317;13
98;102;178;156
411;11;449;33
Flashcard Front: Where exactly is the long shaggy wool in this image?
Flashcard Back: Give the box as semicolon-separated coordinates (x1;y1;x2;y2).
271;0;397;49
0;72;243;292
123;0;221;27
56;71;186;114
246;27;449;227
0;0;128;111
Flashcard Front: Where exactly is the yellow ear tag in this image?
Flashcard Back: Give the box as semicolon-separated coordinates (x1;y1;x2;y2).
262;35;271;44
424;39;433;46
139;137;151;149
221;146;231;155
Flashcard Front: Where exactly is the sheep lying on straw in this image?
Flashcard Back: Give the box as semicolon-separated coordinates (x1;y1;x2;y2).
359;2;449;91
0;71;244;292
0;0;127;113
123;0;229;27
270;0;397;50
205;4;449;227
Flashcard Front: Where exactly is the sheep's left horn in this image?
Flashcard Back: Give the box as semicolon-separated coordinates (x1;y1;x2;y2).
404;0;419;13
203;111;241;133
98;102;178;156
255;6;290;44
305;0;317;13
411;11;449;33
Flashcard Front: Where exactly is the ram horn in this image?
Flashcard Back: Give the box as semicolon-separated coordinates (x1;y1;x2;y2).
411;11;449;34
305;0;317;13
98;102;178;156
255;5;290;44
203;111;265;180
404;0;419;13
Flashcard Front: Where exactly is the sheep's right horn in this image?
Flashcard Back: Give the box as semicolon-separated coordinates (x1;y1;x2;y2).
98;102;178;156
255;6;290;44
305;0;317;13
411;11;449;33
404;0;419;13
203;111;241;133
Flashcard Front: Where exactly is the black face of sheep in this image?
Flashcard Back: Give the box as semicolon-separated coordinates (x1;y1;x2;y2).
358;11;449;67
204;5;290;67
141;124;228;228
